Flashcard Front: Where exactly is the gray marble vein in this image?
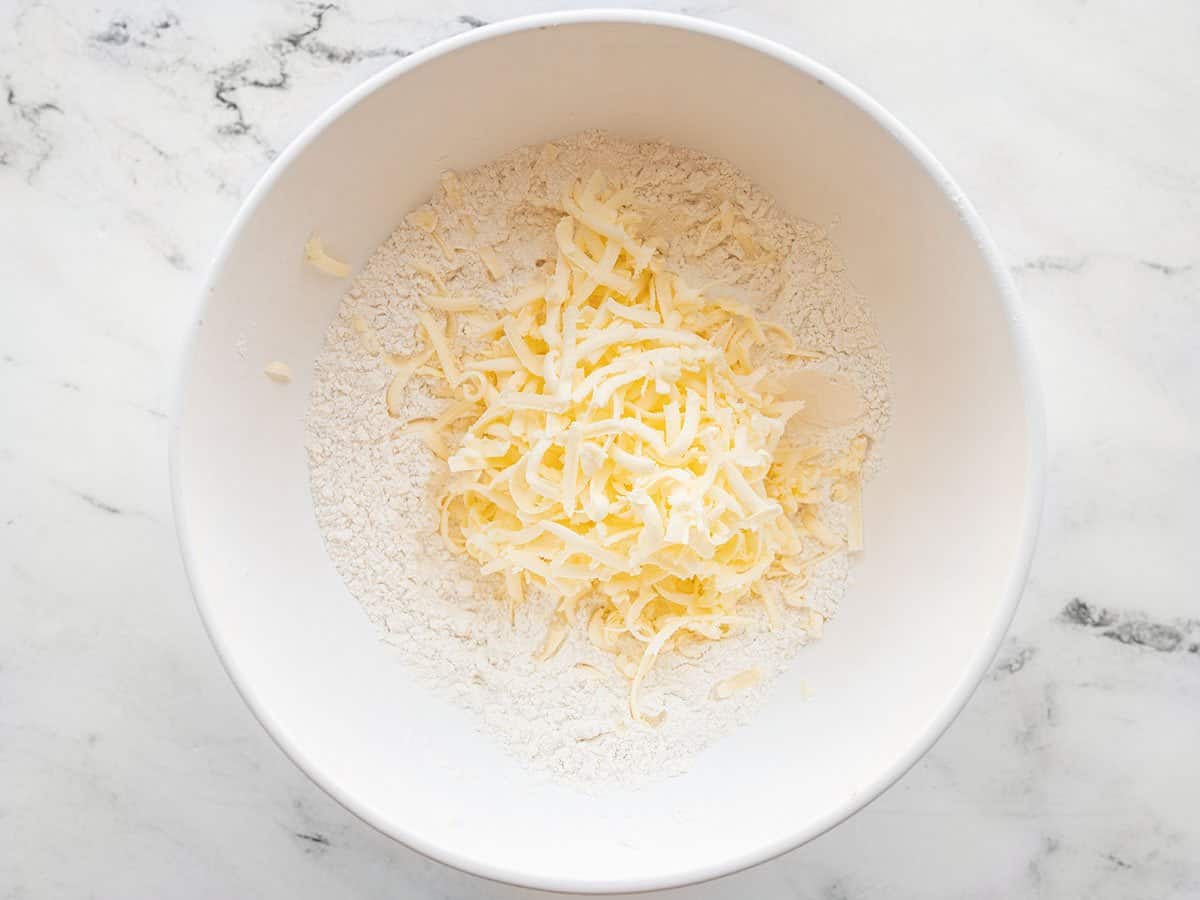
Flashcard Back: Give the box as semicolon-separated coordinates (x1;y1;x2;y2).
1;77;64;181
1;0;1198;898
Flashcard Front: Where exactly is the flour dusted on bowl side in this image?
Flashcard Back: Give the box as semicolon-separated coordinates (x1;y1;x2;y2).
305;131;891;788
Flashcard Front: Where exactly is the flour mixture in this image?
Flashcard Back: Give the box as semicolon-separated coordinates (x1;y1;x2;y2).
305;131;890;787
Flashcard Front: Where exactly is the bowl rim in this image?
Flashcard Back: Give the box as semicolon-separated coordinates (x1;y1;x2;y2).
170;8;1046;894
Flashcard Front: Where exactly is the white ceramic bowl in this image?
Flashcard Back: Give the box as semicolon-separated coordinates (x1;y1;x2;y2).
172;11;1043;893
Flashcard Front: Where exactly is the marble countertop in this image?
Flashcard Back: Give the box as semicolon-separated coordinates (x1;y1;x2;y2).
2;1;1197;897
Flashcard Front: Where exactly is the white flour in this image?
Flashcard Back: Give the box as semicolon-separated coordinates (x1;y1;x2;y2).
305;131;890;788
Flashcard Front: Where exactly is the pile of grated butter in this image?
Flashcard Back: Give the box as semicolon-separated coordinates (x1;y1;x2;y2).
355;171;871;724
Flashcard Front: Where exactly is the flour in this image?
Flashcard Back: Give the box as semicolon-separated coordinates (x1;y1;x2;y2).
305;131;890;788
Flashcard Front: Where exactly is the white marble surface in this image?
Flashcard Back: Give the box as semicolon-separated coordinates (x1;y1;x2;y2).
2;0;1198;896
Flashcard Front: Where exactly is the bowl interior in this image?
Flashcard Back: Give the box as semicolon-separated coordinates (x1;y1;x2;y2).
174;16;1037;893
